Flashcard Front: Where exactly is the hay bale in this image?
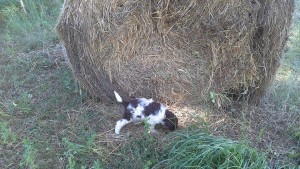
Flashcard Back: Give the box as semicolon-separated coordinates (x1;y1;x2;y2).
56;0;294;105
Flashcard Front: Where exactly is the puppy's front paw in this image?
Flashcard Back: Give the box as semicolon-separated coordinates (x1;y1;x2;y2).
114;129;120;135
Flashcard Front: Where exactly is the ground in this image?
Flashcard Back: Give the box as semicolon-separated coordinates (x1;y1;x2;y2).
0;1;299;168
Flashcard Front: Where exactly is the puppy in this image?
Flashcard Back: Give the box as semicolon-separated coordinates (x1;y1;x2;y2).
114;91;178;134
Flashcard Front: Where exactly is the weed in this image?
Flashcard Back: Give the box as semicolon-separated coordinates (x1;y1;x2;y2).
14;91;33;113
92;160;103;169
258;127;267;143
63;134;101;169
0;122;17;145
144;160;153;169
288;121;300;165
289;118;300;145
86;134;97;150
110;135;162;169
63;138;86;169
210;91;217;104
20;138;38;169
143;117;152;135
241;111;249;145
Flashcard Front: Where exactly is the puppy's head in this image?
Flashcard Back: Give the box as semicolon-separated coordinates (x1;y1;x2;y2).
163;110;178;131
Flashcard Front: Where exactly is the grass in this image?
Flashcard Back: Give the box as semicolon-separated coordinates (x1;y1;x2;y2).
267;2;300;165
1;0;62;52
0;0;299;168
20;138;38;169
0;122;17;145
155;131;267;169
0;0;19;10
268;1;300;113
109;130;268;169
62;136;104;169
108;135;162;168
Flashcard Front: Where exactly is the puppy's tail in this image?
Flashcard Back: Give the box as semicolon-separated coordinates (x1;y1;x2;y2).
114;91;123;103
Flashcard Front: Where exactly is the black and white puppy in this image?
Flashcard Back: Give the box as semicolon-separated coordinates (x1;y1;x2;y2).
114;91;178;134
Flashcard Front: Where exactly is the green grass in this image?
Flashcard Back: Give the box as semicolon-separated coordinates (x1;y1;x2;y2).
109;130;268;169
20;138;38;169
288;122;300;165
1;0;62;52
267;2;300;167
0;122;17;145
0;52;99;168
268;1;300;113
0;0;19;10
62;135;105;169
0;2;91;168
155;131;268;169
109;135;162;169
269;2;300;165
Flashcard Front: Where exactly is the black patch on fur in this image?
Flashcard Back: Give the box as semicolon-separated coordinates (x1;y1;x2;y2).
123;109;132;121
143;102;161;116
163;110;178;131
127;99;139;108
121;101;129;108
119;98;139;121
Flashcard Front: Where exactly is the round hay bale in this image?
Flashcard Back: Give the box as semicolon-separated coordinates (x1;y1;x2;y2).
56;0;294;105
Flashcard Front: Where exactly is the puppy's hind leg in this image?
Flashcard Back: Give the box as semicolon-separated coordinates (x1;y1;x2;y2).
115;119;131;134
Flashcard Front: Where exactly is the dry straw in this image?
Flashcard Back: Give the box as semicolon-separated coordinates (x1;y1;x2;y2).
56;0;294;105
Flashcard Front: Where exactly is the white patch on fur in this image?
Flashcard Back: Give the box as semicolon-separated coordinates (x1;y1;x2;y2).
114;91;123;102
115;119;131;134
137;98;153;106
132;105;144;122
147;104;166;126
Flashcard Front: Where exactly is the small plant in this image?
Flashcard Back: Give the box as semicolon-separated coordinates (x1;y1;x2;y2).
143;160;153;169
63;135;99;168
111;135;162;168
92;160;103;169
291;125;300;143
241;111;250;145
209;91;217;104
0;122;17;145
63;138;85;169
20;138;38;169
288;122;300;164
143;117;151;134
14;92;33;113
258;126;267;143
